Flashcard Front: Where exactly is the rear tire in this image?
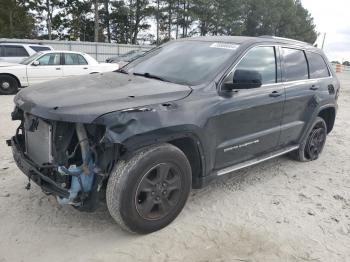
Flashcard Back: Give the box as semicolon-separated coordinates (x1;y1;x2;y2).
0;75;18;95
291;117;327;162
106;143;192;234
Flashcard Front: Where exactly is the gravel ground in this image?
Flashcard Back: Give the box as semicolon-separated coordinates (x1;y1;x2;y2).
1;73;350;262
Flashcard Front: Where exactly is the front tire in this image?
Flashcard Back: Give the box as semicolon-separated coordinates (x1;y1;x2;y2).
0;75;18;95
106;143;192;234
291;117;327;162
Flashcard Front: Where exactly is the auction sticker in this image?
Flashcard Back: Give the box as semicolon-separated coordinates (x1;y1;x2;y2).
210;43;238;50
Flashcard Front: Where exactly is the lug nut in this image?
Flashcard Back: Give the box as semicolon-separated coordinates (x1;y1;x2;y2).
162;182;167;187
163;190;167;195
151;191;155;196
156;196;160;201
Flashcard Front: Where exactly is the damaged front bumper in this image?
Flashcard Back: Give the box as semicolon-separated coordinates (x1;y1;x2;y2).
8;107;119;210
8;137;70;198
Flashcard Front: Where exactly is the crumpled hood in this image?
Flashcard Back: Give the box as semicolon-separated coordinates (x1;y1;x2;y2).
15;72;192;123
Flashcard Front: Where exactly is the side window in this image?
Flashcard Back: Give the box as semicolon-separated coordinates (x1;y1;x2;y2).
282;48;308;81
30;46;51;52
64;53;88;65
306;52;330;78
36;53;60;65
3;46;29;57
224;46;277;88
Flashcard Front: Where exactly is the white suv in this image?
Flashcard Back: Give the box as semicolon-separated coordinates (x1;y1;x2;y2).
0;43;53;63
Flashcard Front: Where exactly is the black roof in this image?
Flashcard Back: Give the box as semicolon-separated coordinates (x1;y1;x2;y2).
179;35;313;48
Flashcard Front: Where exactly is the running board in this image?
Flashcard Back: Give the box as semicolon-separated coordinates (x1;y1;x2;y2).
216;145;299;176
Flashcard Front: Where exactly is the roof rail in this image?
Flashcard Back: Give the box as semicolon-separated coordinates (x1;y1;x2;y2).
258;35;311;46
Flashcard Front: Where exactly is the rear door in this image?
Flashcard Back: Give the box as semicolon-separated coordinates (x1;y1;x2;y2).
62;53;92;77
279;47;318;146
0;45;29;63
305;51;335;98
213;45;285;170
26;52;63;85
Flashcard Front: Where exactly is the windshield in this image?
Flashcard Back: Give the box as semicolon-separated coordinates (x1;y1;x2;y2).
20;52;43;65
126;51;146;62
125;41;239;85
122;50;138;57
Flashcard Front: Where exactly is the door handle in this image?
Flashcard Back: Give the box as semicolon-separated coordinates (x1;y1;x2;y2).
310;85;319;91
269;91;282;97
56;67;61;70
83;67;88;70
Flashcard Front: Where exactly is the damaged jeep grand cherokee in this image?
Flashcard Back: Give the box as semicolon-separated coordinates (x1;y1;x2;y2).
8;36;339;234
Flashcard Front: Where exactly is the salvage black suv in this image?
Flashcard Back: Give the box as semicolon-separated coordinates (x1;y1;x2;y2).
8;36;339;234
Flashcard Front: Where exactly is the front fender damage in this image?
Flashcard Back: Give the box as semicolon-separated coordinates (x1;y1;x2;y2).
93;102;203;152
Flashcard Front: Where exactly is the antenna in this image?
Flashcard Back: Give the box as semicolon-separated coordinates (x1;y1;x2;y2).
321;33;326;49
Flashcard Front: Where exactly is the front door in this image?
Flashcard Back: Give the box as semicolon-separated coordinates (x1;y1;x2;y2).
26;53;63;85
213;45;285;170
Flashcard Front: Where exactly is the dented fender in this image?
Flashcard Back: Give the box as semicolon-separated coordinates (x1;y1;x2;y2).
92;89;222;178
93;101;207;151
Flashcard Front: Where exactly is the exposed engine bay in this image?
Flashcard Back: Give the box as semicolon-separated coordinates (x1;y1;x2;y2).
11;107;118;210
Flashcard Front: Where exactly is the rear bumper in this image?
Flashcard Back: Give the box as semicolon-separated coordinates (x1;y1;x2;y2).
9;137;69;198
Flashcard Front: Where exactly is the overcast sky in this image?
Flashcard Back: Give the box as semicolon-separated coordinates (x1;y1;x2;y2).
301;0;350;62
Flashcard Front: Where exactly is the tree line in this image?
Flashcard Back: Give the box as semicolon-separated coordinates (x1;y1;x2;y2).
0;0;318;45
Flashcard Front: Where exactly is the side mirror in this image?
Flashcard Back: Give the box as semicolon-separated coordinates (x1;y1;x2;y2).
32;60;40;66
223;69;262;91
233;69;262;89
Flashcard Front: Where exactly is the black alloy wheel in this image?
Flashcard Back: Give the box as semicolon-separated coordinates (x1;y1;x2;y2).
106;143;192;234
135;163;182;220
304;123;327;160
291;117;328;162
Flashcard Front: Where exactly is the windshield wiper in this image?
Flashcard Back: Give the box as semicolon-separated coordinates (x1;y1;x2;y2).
133;72;169;82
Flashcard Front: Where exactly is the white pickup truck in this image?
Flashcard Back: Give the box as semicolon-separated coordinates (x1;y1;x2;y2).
0;50;119;94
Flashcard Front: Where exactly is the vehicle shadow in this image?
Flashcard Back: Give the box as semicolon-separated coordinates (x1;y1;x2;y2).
34;153;294;233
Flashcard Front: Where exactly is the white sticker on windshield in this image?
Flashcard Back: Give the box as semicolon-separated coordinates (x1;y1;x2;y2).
210;43;238;50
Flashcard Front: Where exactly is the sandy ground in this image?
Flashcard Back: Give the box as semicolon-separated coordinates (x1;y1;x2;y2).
1;73;350;262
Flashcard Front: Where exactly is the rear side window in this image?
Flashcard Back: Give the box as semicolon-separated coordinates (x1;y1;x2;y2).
30;46;51;52
64;53;88;65
306;52;330;78
3;45;29;57
283;48;308;81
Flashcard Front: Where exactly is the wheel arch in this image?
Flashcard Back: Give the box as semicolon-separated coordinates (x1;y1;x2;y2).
116;130;207;189
318;106;336;134
167;136;205;189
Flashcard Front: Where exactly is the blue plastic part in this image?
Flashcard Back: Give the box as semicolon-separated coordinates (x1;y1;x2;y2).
57;153;95;205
